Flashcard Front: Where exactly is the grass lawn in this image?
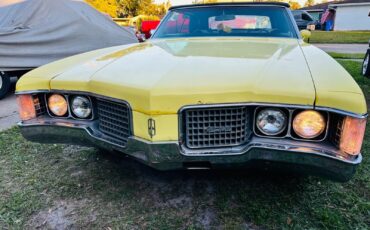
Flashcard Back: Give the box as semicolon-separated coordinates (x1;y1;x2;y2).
327;52;365;59
0;61;369;229
311;31;370;44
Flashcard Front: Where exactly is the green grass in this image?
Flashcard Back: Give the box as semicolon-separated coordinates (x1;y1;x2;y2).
311;31;370;44
328;52;365;59
0;61;369;229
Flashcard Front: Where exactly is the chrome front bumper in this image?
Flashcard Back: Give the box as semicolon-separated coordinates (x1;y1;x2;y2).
18;118;362;182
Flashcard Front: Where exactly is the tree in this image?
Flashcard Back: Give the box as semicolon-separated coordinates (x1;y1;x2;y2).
117;0;140;17
85;0;118;17
304;0;315;7
116;0;167;17
289;1;301;10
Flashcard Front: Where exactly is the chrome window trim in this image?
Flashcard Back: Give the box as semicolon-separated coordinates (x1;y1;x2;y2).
152;4;299;40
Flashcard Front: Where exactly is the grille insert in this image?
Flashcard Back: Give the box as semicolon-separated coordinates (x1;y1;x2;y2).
183;106;250;149
33;95;46;116
97;99;131;147
331;115;344;148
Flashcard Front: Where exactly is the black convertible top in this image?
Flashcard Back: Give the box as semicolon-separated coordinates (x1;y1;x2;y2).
169;2;290;10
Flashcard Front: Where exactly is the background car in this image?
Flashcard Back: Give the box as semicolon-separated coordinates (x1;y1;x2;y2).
292;10;320;30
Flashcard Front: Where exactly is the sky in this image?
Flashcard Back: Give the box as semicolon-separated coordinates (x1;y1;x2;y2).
154;0;324;7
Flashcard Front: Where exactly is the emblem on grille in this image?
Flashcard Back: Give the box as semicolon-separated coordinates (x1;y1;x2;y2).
204;126;232;134
148;118;156;138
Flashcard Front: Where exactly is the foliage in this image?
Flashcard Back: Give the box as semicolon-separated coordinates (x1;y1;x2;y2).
117;0;169;17
304;0;315;7
289;1;301;10
85;0;118;17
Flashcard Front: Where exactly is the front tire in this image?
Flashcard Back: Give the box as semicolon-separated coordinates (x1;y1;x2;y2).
362;51;370;77
0;71;11;99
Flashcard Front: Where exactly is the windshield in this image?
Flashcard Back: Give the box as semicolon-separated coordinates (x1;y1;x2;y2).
152;6;297;39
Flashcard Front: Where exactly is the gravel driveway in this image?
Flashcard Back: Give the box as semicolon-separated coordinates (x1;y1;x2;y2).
0;94;19;131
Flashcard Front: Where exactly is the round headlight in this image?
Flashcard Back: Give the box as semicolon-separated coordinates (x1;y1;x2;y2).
256;108;287;136
293;110;326;139
48;94;68;116
71;96;92;119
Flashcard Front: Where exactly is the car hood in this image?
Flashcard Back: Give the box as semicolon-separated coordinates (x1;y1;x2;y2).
19;37;317;114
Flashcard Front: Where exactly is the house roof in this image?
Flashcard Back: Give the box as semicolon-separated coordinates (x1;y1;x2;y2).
300;0;370;10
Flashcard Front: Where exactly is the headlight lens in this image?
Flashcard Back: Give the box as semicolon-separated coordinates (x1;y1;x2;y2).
256;108;287;135
71;96;92;118
48;94;68;116
293;110;326;139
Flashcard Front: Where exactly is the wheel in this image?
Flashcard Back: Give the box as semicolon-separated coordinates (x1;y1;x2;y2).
0;71;11;99
362;51;370;77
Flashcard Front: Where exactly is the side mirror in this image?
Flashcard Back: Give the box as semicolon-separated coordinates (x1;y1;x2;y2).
300;29;311;43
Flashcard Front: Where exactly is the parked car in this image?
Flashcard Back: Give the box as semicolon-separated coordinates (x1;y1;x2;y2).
0;0;137;99
292;10;320;30
363;41;370;77
16;2;367;181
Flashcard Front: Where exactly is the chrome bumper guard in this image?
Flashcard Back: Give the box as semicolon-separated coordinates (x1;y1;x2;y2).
18;118;362;182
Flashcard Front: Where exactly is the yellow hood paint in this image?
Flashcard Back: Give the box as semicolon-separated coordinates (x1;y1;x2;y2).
24;37;316;114
300;42;367;114
15;44;139;91
16;37;367;141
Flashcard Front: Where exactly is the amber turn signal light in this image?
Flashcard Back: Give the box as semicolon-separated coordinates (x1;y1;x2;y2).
16;94;36;121
340;117;367;156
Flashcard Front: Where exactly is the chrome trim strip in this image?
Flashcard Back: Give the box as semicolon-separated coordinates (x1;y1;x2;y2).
177;102;367;118
315;106;368;119
178;102;314;112
18;120;361;165
153;4;299;40
17;90;368;119
19;121;127;150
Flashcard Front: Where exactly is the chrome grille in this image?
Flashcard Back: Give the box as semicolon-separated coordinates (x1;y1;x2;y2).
33;95;46;116
183;106;250;149
97;99;131;147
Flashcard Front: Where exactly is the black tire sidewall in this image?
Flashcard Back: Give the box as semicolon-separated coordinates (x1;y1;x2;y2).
363;50;370;77
0;71;11;99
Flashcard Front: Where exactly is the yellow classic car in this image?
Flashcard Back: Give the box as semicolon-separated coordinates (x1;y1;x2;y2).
16;2;367;181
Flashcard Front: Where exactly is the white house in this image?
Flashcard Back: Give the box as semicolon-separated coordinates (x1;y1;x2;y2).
331;1;370;31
